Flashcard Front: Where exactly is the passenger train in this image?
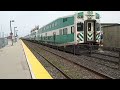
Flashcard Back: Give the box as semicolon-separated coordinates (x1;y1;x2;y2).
24;11;101;49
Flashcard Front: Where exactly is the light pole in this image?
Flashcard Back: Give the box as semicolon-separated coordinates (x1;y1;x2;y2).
10;20;14;46
15;30;18;36
14;27;17;37
15;30;18;42
14;27;17;42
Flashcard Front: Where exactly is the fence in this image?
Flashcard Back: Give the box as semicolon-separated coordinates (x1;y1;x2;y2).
0;38;8;49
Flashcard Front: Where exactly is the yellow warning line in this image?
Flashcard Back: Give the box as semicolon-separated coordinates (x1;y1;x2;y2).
21;40;53;79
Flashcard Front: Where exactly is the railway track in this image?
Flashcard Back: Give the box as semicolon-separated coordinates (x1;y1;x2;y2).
23;40;115;79
23;40;72;79
80;55;118;69
83;49;120;69
93;50;119;58
92;50;119;62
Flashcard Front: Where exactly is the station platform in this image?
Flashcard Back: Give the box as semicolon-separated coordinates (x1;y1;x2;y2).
0;39;52;79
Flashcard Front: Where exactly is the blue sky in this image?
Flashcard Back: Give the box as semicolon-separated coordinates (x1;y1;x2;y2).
0;11;120;37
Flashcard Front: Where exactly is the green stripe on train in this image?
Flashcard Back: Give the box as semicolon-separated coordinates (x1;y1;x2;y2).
38;33;74;44
38;16;74;33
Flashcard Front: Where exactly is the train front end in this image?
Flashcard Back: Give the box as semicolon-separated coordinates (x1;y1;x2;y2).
74;11;101;46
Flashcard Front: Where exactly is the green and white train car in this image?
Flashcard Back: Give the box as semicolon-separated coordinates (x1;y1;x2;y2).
30;26;39;40
36;11;101;46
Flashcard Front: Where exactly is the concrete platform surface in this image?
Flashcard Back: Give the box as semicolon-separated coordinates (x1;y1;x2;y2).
0;40;32;79
21;40;52;79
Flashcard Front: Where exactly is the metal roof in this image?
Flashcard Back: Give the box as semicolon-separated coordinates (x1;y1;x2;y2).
101;23;120;28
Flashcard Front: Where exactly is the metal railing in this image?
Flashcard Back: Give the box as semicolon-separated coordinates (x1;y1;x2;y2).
38;41;120;70
0;38;8;49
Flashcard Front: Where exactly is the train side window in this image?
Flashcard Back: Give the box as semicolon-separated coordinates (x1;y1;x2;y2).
42;36;43;40
71;26;74;33
53;32;56;35
48;36;50;40
52;23;54;27
59;29;62;35
63;29;64;35
63;28;68;35
63;18;67;22
77;23;83;31
45;33;47;39
55;22;57;26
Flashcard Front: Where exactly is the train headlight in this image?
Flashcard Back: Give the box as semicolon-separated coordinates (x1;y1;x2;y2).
96;13;100;19
77;12;84;19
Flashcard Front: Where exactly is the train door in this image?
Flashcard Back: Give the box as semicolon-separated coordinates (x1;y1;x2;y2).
41;35;42;41
86;22;95;41
53;32;56;44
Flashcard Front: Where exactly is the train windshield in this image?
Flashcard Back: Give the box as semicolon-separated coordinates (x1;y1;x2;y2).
77;22;83;31
96;23;100;31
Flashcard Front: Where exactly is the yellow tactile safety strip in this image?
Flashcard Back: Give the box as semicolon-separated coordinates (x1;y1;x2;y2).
21;40;53;79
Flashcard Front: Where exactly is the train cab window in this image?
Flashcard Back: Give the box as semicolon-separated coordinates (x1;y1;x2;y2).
88;23;91;31
97;27;100;31
96;23;100;31
71;26;74;33
63;28;68;35
77;22;83;31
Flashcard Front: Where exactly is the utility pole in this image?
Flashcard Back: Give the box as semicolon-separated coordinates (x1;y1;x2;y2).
15;30;18;42
14;27;17;42
14;27;17;37
10;20;15;46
